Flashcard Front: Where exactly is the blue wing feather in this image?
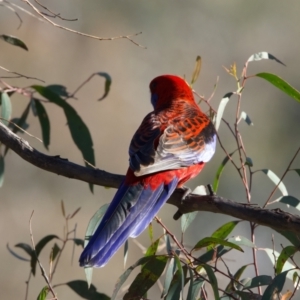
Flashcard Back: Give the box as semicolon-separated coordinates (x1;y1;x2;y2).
79;178;178;267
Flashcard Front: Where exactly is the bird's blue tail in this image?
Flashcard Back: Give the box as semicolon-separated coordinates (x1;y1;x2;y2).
79;178;178;267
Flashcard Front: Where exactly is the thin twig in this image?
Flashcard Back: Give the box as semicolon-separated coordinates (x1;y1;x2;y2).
263;146;300;208
0;65;45;82
22;0;146;48
29;211;58;299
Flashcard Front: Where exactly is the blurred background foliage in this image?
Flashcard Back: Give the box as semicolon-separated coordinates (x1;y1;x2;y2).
1;0;300;298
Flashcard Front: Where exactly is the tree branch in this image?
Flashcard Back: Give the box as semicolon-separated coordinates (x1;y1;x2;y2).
1;121;300;235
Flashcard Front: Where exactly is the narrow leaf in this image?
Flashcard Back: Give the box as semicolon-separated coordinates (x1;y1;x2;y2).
32;86;95;172
66;280;110;300
162;258;176;298
34;99;50;149
227;236;256;248
278;195;300;209
247;52;285;65
197;245;231;264
256;73;300;103
245;157;253;167
166;266;188;300
211;221;240;240
72;238;84;247
225;264;250;292
241;275;272;290
214;92;233;131
261;271;289;300
37;286;48;300
15;243;33;257
213;150;237;193
240;111;253;126
83;203;109;287
47;85;69;98
202;264;220;300
145;237;160;257
261;169;288;196
97;72;112;101
165;232;172;254
275;245;297;275
6;243;30;261
31;235;58;275
50;243;60;262
123;256;168;300
174;252;184;300
70;207;81;218
187;267;204;300
0;34;28;50
181;211;198;233
61;200;65;217
112;256;156;300
191;56;202;86
8;101;30;134
123;239;129;269
192;237;243;253
1;92;12;126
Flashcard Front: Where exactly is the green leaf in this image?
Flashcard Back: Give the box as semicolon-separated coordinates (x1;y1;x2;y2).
124;239;129;269
112;256;157;300
225;264;250;292
211;221;240;240
213;150;237;193
275;229;300;247
1;92;12;126
191;56;202;86
187;268;204;300
0;155;4;188
31;235;58;275
261;271;289;300
214;92;233;131
162;258;176;298
145;237;160;257
261;169;288;196
66;280;110;300
245;157;253;167
165;232;172;254
165;266;188;300
241;275;272;290
72;238;84;247
275;245;297;275
247;52;285;65
227;236;256;248
15;243;33;257
148;222;153;243
240;111;253;126
197;245;231;264
256;73;300;103
46;85;70;98
37;286;48;300
32;85;95;170
263;248;300;282
34;99;50;149
174;252;184;300
50;243;60;262
97;72;112;101
0;34;28;51
8;102;31;134
202;264;220;300
192;237;243;253
124;256;168;300
83;203;109;287
6;243;30;261
278;195;300;208
181;211;198;233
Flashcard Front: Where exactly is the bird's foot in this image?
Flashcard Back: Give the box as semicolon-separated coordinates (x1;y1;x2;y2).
173;186;191;220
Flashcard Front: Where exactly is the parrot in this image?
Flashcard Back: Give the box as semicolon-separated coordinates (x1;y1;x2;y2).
79;75;216;268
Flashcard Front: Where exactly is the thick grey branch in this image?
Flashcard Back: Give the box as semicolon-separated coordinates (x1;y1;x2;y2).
1;121;300;235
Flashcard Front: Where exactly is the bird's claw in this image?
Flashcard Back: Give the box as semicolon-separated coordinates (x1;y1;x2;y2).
173;186;192;220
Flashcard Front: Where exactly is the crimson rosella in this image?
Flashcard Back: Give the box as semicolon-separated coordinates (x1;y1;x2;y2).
79;75;216;268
